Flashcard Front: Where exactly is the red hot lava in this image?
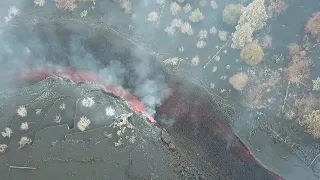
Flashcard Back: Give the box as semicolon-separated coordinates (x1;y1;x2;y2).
8;67;283;180
158;82;284;180
11;67;155;123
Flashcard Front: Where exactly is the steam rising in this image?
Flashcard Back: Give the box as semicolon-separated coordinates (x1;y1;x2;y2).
99;60;125;86
134;75;169;116
0;3;170;118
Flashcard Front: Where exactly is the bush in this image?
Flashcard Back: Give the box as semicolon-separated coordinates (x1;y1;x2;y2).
240;43;264;65
284;44;311;84
0;144;8;154
55;0;77;11
284;59;310;84
313;77;320;91
306;110;320;138
238;0;268;31
305;12;320;37
229;72;248;91
222;4;244;25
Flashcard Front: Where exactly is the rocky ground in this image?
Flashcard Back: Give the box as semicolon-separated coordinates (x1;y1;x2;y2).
0;76;218;180
2;0;320;179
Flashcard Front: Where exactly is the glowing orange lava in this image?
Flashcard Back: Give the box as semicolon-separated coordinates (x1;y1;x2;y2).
12;67;156;123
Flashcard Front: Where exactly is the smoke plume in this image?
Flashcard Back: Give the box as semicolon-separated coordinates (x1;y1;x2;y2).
0;1;170;118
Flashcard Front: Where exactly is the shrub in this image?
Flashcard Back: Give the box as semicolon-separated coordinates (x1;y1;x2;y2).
77;116;91;132
312;77;320;91
240;43;264;65
305;12;320;37
34;0;45;7
222;4;244;25
267;0;288;17
231;0;268;49
284;44;311;84
0;144;8;154
284;60;310;84
1;127;13;138
55;0;76;11
231;22;253;49
229;72;248;91
239;0;268;31
306;110;320;138
18;137;32;149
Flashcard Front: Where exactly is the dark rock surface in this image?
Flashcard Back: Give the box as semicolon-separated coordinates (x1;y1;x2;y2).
1;0;320;179
0;76;209;180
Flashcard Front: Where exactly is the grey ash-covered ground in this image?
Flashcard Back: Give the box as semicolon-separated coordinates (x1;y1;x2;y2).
0;76;212;180
2;0;320;179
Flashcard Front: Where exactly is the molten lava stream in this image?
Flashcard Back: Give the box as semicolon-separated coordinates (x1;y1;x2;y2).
157;83;284;180
7;67;283;179
10;67;155;123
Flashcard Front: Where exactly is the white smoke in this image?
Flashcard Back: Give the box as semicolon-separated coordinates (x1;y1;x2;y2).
99;60;125;86
134;75;170;116
0;1;171;118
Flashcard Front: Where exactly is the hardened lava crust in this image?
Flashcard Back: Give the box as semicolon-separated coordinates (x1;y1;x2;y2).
0;75;213;180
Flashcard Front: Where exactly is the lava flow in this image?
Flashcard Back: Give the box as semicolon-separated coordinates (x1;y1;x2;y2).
10;67;155;123
157;81;284;180
8;67;283;180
